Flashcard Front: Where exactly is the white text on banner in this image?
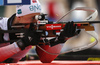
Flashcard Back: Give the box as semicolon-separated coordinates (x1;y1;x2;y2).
7;0;22;3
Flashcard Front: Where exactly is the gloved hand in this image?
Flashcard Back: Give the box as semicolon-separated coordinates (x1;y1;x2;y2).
50;21;80;46
60;21;76;37
16;23;41;50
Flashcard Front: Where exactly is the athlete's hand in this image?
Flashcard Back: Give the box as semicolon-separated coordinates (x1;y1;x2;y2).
49;21;81;47
16;23;41;50
60;21;78;38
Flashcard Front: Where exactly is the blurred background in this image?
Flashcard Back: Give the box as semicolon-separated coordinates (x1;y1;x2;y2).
1;0;100;61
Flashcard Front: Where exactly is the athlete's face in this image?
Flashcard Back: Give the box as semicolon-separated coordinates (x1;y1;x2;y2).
17;13;40;23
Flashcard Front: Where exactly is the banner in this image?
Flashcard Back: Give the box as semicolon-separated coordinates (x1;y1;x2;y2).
0;0;31;5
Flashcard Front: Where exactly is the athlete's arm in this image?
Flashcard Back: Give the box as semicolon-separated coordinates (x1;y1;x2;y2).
49;22;80;46
0;42;21;62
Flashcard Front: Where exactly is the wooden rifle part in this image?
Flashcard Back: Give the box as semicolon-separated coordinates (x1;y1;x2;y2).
37;21;100;37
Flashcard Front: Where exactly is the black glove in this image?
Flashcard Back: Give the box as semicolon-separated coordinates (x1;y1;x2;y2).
50;21;80;46
59;21;81;38
60;21;76;37
16;23;41;50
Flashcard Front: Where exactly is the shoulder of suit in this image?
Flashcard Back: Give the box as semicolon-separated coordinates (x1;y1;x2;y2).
0;17;9;30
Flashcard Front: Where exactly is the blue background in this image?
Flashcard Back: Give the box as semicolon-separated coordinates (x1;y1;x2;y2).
0;0;3;5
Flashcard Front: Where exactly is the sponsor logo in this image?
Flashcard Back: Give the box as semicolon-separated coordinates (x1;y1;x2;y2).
37;20;48;24
32;0;37;3
29;4;41;12
17;9;22;14
46;24;61;30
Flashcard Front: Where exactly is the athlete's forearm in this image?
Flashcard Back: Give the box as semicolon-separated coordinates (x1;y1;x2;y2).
0;42;21;62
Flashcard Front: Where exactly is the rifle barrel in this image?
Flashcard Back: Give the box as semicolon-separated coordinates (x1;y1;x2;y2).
57;21;100;24
75;21;100;24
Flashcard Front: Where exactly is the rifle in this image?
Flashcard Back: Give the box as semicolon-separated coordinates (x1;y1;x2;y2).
0;7;99;43
35;21;97;36
29;7;98;37
0;7;99;54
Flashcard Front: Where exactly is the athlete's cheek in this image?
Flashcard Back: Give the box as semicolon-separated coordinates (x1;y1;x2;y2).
24;19;31;23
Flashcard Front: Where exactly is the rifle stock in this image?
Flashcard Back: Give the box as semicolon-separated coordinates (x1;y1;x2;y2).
0;21;98;44
38;22;95;31
11;21;99;37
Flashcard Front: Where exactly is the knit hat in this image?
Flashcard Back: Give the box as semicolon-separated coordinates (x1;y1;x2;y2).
16;0;41;17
